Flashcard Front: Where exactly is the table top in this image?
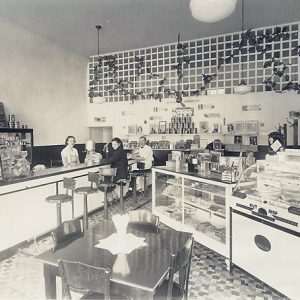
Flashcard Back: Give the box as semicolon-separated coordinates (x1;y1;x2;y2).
35;220;191;292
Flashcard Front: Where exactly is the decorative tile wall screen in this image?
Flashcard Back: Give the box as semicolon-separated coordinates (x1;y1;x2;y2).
88;22;299;102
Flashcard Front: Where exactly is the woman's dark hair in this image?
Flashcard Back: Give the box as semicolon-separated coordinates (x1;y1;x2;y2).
65;135;76;145
111;137;123;147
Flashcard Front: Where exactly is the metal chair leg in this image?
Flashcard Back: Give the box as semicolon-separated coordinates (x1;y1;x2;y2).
120;182;124;211
144;175;148;198
132;177;137;204
104;188;108;219
56;203;62;226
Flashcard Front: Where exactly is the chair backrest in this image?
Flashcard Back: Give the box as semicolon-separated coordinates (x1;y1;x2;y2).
128;210;159;230
87;172;100;188
166;236;194;300
50;158;63;167
51;219;82;251
99;168;117;183
58;260;111;299
63;177;76;191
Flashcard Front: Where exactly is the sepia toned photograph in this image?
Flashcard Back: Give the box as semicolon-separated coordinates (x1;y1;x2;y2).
0;0;300;299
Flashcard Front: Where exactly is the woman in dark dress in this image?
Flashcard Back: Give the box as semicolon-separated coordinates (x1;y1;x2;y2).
105;137;129;199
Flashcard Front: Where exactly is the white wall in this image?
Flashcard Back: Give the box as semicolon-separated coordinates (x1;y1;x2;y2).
0;17;89;146
87;91;300;146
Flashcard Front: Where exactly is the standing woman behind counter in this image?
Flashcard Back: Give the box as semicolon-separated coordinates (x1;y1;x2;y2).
61;136;80;167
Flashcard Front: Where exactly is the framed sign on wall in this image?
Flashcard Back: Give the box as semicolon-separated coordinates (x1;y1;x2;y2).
158;121;167;134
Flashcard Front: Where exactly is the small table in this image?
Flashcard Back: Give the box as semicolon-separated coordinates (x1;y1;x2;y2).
35;220;191;299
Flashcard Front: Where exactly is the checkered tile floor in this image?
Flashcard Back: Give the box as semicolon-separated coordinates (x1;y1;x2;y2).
0;194;286;300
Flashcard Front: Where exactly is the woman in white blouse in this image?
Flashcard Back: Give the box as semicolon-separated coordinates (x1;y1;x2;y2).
61;136;80;167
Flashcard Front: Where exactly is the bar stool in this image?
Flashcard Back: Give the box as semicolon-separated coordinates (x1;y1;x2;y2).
74;172;99;230
130;162;151;204
45;177;75;226
98;168;117;219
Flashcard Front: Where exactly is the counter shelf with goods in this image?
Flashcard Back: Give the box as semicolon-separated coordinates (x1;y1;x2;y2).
0;129;33;180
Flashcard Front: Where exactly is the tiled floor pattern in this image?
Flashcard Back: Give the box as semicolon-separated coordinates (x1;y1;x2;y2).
0;195;286;300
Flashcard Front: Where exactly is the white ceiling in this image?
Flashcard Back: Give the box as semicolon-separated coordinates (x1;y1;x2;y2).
1;0;299;57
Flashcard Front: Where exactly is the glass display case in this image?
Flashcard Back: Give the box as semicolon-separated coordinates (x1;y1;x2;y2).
152;166;236;259
0;128;34;180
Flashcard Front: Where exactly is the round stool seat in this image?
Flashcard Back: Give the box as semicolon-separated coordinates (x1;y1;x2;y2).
117;179;127;184
98;183;116;188
74;187;98;195
98;183;115;193
130;171;144;177
45;194;73;204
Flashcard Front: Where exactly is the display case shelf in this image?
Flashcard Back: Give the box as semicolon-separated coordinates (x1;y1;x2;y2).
161;191;182;202
184;200;225;216
184;185;225;197
166;180;182;187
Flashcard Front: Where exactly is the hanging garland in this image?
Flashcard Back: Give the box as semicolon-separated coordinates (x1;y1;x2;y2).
89;25;300;103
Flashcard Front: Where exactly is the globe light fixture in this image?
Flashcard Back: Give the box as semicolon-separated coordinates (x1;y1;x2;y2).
189;0;237;23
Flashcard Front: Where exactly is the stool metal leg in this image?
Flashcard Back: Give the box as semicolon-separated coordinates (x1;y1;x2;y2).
120;183;124;211
55;182;59;195
144;176;148;198
132;177;137;204
71;190;74;219
83;194;88;230
56;203;62;226
104;188;108;219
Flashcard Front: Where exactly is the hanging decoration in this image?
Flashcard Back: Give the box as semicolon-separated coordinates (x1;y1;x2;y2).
135;56;145;77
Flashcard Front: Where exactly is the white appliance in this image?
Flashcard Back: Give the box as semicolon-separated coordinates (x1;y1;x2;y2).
231;149;300;299
232;208;300;299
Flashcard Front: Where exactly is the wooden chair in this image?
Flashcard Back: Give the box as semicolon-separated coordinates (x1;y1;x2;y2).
154;236;194;300
128;210;159;231
45;177;76;226
98;168;117;219
74;173;99;230
58;260;112;299
51;219;82;251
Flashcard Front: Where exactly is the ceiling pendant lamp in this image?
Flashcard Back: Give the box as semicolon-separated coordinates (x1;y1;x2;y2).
92;25;106;104
234;0;252;95
189;0;237;23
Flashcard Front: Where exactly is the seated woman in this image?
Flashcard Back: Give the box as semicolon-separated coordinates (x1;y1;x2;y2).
105;137;129;200
61;136;80;167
